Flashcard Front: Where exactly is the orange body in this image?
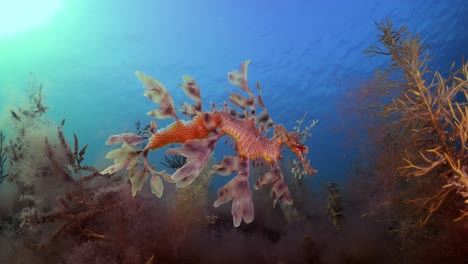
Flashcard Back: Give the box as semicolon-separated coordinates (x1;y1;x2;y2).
146;115;213;150
146;111;283;166
145;114;225;150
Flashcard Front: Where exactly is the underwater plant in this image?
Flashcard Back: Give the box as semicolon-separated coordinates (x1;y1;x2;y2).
365;19;468;223
0;77;126;261
160;144;187;170
134;119;151;137
0;131;7;185
101;60;318;226
326;182;343;231
167;156;215;247
5;91;105;248
291;112;318;179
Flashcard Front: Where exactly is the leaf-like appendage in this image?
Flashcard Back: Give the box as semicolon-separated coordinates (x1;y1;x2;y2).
106;133;146;145
270;178;293;207
178;75;202;117
254;168;280;189
212;156;241;176
101;143;139;174
255;167;293;207
131;167;148;197
150;175;163;198
136;71;178;121
169;135;219;187
227;60;252;95
213;160;254;227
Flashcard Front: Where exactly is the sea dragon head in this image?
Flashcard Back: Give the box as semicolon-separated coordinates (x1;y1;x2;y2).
274;124;317;177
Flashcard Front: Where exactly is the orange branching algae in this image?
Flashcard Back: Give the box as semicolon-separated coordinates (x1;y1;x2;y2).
366;19;468;223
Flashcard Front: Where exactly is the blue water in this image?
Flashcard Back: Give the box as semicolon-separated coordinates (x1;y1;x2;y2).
1;1;468;262
1;0;467;184
0;0;466;192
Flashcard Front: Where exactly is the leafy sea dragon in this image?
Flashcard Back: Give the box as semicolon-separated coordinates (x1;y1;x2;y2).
101;60;317;227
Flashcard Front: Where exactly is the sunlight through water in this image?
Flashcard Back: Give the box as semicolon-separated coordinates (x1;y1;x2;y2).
0;0;62;37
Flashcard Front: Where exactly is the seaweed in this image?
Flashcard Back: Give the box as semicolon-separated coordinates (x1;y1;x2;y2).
291;112;318;179
27;75;49;115
325;182;343;231
0;76;130;261
26;186;119;248
159;144;187;170
365;19;468;223
45;119;101;180
0;131;7;185
134;120;151;137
